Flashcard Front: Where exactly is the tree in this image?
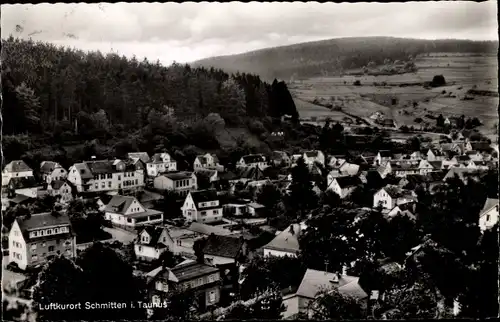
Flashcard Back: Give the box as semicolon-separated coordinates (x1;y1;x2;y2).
307;289;365;320
287;157;318;218
77;243;147;320
3;204;31;229
150;287;198;320
436;114;445;127
256;183;282;214
67;199;108;243
223;288;285;320
300;207;358;273
239;255;306;300
431;75;446;87
381;281;439;319
32;256;86;321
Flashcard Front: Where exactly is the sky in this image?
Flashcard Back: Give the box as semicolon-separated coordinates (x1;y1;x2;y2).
1;1;498;65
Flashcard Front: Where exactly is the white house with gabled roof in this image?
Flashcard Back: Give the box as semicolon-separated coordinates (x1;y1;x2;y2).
479;198;499;232
147;152;177;177
181;189;223;224
104;195;163;231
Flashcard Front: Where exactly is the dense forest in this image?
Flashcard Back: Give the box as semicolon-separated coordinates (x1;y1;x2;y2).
1;37;299;169
193;37;498;80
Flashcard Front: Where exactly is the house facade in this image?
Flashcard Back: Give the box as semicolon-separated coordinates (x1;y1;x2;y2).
147;153;177;177
104;195;163;231
236;154;268;169
2;160;34;182
67;159;145;194
181;190;223;224
47;180;73;203
147;261;221;311
327;176;361;199
418;160;434;175
373;186;416;210
303;151;325;166
478;198;499;232
153;172;197;196
193;153;222;171
9;212;76;270
40;161;68;184
134;226;173;262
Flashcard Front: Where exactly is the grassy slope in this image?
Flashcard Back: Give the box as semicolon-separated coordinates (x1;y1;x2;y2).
289;53;498;140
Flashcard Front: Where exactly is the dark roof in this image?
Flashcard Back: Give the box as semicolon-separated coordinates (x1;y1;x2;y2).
335;176;362;188
190;189;219;204
378;150;392;158
202;234;245;258
73;163;93;179
104;195;137;214
162;171;193;180
242;154;265;164
305;151;320;158
4;160;32;173
7;177;40;189
150;153;175;163
428;161;443;169
383;185;414;199
238;166;266;180
85;160;118;174
138;226;167;247
17;212;73;241
169;261;219;282
128;152;150;163
9;194;33;204
50;180;69;190
471;142;493;152
194;169;217;179
40;161;64;174
219;171;238;181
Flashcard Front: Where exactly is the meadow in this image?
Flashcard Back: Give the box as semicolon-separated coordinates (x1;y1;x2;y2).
290;53;498;140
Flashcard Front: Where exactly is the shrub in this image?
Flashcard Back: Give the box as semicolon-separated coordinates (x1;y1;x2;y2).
431;75;446;87
353;80;361;86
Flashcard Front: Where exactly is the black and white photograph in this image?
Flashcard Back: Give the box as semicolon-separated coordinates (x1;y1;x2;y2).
1;1;498;321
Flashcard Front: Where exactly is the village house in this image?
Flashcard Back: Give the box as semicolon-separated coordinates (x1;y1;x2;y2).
376;163;392;179
235;166;266;185
181;190;223;224
67;159;145;194
2;160;34;183
302;150;325;166
194;169;218;184
146;260;221;311
146;152;177;177
153;171;197;196
373;186;417;210
104;195;163;231
418;160;435;175
193;153;223;171
440;143;463;156
386;202;416;220
335;161;360;176
271;151;292;167
398;172;446;192
263;223;305;258
373;150;393;166
389;160;420;178
450;155;471;166
327;176;362;199
9;212;76;270
478;198;499;232
465;150;484;162
426;148;446;161
134;225;173;262
202;234;248;266
282;268;368;319
40;161;67;184
4;177;41;199
443;168;481;184
46;180;73;203
236;154;268;170
127;152;151;164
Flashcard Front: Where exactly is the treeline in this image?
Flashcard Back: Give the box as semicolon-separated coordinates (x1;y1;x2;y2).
193;37;498;80
1;36;299;167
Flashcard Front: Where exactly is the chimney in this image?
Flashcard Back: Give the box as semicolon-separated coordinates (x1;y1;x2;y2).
341;265;348;276
289;225;295;235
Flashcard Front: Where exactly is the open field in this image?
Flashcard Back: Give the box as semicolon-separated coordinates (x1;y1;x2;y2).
290;53;498;140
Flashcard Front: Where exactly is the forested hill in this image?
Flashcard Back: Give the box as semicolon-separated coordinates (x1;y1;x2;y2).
192;37;498;81
1;37;298;168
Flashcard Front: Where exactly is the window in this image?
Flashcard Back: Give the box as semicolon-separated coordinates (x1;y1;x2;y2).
209;275;214;283
201;211;207;216
198;278;203;285
138;246;142;251
95;183;98;189
108;174;112;179
33;231;37;237
31;243;37;250
48;229;53;235
211;202;216;206
118;175;121;180
135;179;138;185
48;246;55;252
42;242;46;247
108;182;112;188
213;210;219;215
101;182;105;188
209;291;216;303
156;281;163;291
486;215;490;222
32;254;38;261
101;174;106;180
